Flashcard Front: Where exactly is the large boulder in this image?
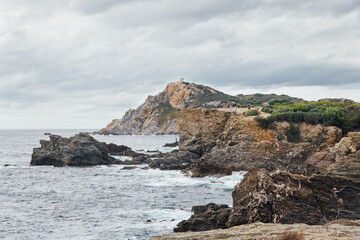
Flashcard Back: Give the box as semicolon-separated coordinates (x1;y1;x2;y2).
175;169;360;232
31;133;115;166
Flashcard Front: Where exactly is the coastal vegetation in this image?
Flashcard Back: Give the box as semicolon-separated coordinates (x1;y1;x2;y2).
255;101;360;133
246;109;259;116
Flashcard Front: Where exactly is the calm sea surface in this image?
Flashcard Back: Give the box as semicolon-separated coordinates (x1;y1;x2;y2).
0;129;245;240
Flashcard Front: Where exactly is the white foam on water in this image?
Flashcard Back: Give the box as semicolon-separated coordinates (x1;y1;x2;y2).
140;168;246;190
112;155;133;161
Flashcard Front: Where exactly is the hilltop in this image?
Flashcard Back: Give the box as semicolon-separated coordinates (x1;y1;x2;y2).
97;80;303;135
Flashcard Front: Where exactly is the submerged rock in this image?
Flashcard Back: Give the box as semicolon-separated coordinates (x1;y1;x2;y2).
163;141;179;147
31;133;115;166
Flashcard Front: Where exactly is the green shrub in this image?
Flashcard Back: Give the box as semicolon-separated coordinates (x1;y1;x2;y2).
255;116;272;128
254;101;360;134
261;106;273;113
277;134;284;141
304;112;322;124
285;125;301;143
246;110;259;116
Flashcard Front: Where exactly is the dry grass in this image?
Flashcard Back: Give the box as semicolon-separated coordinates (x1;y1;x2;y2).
278;231;305;240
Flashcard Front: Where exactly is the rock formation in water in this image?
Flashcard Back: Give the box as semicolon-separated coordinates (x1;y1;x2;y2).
31;133;115;166
97;80;303;135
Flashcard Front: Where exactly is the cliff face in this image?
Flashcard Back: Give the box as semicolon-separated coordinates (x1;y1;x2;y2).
98;81;232;135
176;109;342;174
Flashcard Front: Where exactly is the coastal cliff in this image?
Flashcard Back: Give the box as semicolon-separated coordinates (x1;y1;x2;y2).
176;109;342;175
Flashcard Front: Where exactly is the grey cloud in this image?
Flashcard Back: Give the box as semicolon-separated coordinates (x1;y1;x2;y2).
200;63;360;88
71;0;134;15
1;0;360;128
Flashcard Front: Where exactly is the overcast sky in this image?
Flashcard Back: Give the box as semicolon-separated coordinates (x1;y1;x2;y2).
1;0;360;129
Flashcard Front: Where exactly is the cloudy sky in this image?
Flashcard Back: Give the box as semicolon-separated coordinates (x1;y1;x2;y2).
1;0;360;129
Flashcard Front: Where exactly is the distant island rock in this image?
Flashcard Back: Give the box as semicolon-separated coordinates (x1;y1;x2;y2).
96;80;303;135
31;133;115;166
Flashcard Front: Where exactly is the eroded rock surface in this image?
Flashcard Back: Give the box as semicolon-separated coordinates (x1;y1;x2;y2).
31;133;115;166
176;109;342;175
175;169;360;232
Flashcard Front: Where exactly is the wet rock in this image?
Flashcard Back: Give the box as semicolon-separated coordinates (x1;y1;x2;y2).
163;141;179;147
103;143;144;158
174;203;231;232
31;133;115;166
149;151;200;170
121;166;138;170
3;164;16;167
190;159;233;177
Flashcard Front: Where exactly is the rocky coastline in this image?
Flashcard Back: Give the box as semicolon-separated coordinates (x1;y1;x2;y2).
30;96;360;239
151;108;360;239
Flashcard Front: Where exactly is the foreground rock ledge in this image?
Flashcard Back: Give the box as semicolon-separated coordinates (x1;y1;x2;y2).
151;220;360;240
31;133;115;166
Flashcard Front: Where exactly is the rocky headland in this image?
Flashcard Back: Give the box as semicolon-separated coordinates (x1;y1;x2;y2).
97;80;302;135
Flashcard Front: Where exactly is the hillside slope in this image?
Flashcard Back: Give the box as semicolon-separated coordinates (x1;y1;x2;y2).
97;80;304;135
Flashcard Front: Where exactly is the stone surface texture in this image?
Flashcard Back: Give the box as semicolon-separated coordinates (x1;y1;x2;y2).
173;169;360;232
176;109;342;174
151;220;360;240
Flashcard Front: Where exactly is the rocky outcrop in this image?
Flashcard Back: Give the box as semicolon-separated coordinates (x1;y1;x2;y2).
149;151;200;170
98;81;305;135
174;203;231;232
97;81;232;135
304;132;360;182
176;109;342;175
152;220;360;240
174;168;360;232
31;133;115;166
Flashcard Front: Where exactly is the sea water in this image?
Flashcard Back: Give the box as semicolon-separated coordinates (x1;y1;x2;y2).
0;130;245;240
